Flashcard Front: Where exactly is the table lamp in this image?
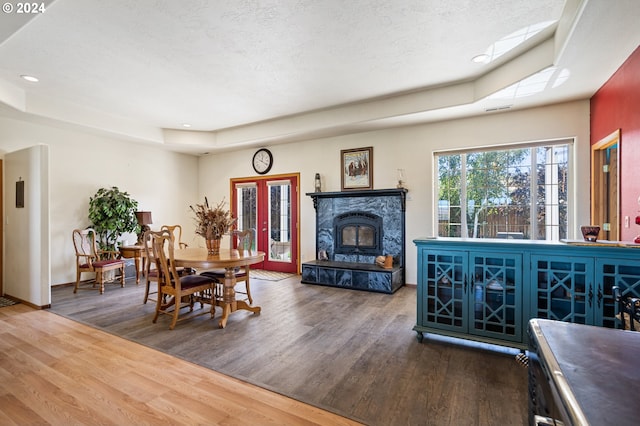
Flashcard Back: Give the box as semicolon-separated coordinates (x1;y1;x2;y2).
135;211;153;244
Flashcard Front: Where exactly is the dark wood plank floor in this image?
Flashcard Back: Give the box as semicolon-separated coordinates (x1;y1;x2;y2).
49;276;528;425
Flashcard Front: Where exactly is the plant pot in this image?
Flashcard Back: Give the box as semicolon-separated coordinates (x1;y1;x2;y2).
103;269;117;282
206;238;221;255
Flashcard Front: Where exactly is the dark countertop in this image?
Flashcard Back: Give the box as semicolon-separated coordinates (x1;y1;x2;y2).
530;319;640;425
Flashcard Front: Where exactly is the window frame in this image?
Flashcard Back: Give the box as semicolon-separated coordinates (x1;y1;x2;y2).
433;138;574;241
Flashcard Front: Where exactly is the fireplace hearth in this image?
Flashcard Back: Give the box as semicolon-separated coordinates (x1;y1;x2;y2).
302;189;407;293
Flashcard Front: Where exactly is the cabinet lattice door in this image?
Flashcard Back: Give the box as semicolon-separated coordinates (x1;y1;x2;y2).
423;250;467;333
532;256;594;325
597;258;640;328
470;252;522;342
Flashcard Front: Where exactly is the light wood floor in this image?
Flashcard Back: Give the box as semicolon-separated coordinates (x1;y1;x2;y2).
0;303;361;425
40;276;527;425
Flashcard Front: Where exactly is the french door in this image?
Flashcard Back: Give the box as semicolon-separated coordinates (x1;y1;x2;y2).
231;174;299;273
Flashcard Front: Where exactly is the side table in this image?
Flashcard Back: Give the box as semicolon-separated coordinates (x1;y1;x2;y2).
119;245;146;284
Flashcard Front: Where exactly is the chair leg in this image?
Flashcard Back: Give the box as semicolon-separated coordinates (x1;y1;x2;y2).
119;265;125;288
144;279;151;304
214;283;216;319
97;270;105;294
170;302;180;330
152;289;162;323
74;270;81;293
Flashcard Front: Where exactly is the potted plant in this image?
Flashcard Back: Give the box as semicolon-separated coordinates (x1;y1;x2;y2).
88;186;140;252
190;197;236;254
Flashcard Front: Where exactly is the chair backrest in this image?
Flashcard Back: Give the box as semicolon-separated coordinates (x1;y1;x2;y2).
73;228;98;264
231;228;255;252
143;229;154;275
148;229;183;290
161;225;187;249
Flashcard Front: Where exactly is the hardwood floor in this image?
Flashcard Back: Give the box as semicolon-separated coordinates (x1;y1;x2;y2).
42;276;527;425
0;303;360;425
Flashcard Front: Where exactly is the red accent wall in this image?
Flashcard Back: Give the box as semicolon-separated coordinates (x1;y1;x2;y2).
591;45;640;241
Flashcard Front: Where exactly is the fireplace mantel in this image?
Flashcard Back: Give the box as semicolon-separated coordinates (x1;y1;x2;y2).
307;188;407;211
302;188;407;293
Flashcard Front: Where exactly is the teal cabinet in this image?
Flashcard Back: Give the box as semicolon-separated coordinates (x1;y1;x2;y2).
419;250;467;334
470;252;522;343
531;255;595;325
414;238;640;348
417;244;522;346
596;258;640;328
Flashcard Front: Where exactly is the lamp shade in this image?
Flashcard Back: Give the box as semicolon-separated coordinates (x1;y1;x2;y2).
135;211;153;225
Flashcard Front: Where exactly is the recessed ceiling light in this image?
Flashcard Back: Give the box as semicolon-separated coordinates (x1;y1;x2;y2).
20;75;39;82
182;123;191;128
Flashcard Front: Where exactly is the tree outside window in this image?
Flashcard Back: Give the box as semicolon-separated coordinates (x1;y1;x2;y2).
436;142;569;240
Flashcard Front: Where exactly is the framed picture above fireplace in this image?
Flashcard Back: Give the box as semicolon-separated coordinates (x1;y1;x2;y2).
341;146;373;190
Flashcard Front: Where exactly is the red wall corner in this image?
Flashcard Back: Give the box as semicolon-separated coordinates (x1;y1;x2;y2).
590;45;640;241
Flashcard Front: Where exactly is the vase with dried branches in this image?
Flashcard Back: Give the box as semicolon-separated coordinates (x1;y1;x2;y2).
190;197;237;254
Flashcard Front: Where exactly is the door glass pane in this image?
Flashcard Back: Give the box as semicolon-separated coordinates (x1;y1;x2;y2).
235;183;257;250
268;180;291;263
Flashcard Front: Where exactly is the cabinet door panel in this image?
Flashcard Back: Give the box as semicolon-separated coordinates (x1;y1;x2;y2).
531;256;594;324
596;258;640;328
469;252;522;342
422;250;468;333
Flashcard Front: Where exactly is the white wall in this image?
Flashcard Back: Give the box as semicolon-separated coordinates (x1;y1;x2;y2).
199;100;591;284
0;116;199;293
4;145;50;306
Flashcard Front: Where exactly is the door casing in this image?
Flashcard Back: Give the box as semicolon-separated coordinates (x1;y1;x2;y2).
591;129;620;241
230;173;300;274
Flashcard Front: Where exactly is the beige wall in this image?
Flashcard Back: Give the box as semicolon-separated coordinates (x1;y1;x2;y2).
0;116;199;295
199;100;591;284
0;99;591;303
4;145;50;305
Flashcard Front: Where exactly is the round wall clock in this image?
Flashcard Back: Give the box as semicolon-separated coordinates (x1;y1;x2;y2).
252;148;273;174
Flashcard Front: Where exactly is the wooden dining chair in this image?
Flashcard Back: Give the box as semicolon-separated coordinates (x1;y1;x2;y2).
160;224;188;249
149;229;216;329
160;224;194;274
201;228;255;304
72;228;125;294
142;228;193;304
142;230;160;304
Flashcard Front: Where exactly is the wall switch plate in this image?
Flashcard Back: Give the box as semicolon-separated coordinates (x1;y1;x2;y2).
625;216;630;227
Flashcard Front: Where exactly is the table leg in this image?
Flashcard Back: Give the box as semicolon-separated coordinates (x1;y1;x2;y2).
133;256;141;284
218;267;261;328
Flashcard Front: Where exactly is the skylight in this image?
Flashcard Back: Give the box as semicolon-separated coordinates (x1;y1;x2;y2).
476;20;556;64
487;67;571;100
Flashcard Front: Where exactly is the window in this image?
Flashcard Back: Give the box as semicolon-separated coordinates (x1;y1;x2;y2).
436;141;571;240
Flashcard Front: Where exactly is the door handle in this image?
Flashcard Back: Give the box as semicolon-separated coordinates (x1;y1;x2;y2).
597;284;603;308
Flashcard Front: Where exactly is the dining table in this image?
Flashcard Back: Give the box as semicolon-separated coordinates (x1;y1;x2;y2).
170;247;265;328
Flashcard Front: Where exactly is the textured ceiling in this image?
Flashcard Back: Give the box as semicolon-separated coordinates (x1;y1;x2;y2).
0;0;639;154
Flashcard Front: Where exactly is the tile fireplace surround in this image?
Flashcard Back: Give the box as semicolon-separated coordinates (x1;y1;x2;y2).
302;188;407;293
